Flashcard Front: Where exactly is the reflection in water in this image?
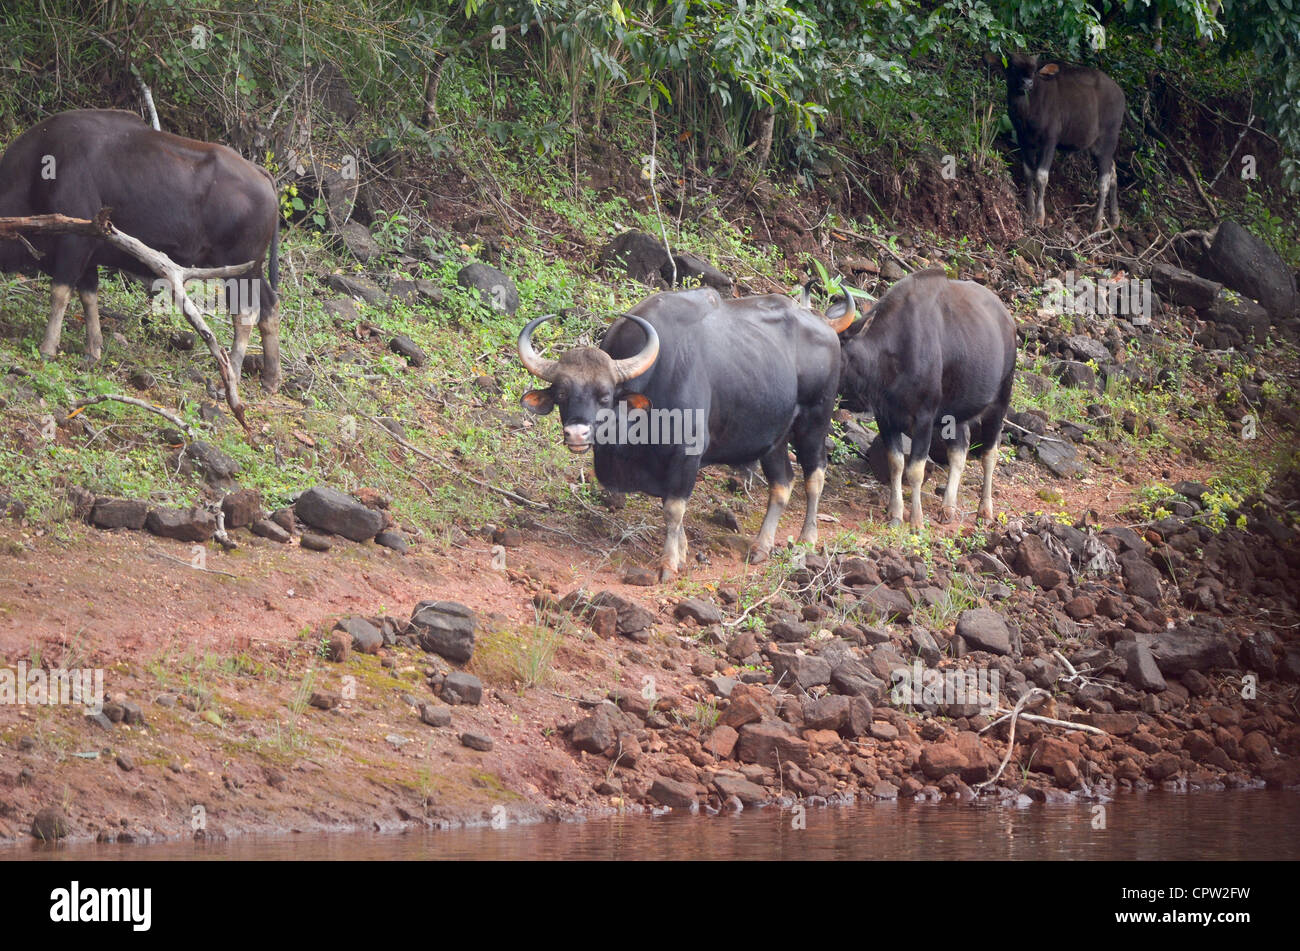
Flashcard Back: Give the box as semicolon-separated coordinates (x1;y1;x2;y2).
12;790;1299;861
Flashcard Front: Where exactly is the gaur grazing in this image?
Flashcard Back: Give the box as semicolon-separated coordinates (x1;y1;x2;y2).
0;109;282;390
837;269;1016;528
1000;53;1125;231
518;287;855;581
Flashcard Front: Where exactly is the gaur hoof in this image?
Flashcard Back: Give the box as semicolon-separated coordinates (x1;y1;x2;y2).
938;506;958;525
39;348;58;362
977;506;994;523
261;376;282;395
887;517;903;529
747;545;770;565
657;565;677;584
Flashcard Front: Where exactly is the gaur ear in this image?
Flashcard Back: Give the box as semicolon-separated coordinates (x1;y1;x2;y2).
1038;63;1059;77
622;392;653;412
521;388;555;415
838;310;873;340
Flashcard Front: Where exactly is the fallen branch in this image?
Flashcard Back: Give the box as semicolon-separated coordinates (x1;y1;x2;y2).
148;549;238;579
65;393;190;432
974;687;1048;791
0;209;255;433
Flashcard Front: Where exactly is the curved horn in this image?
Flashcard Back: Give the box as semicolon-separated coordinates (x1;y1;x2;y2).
827;287;857;334
517;314;560;382
799;283;812;309
610;314;660;383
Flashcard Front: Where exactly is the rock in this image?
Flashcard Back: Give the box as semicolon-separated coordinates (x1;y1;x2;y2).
460;732;493;752
323;297;361;322
145;506;216;543
374;530;408;552
705;725;739;759
571;703;627;756
621;567;658;586
586;592;655;640
854;586;912;622
1036;438;1085;477
183;441;241;484
830;660;887;702
325;631;350;663
337;616;383;654
1119;550;1163;603
955;609;1014;655
1118;639;1168;692
920;744;969;780
90;498;149;530
299;532;333;552
221;488;262;528
1204;291;1271;341
1202;220;1297;321
674;598;722;625
736;721;810;768
1150;628;1238;675
1054;359;1096;390
326;272;387;305
295;486;384;541
457;262;519;314
713;771;767;804
719;694;767;730
441;671;483;705
389;335;427;366
410;600;477;663
600;231;672;286
338;221;382;262
667;252;732;290
116;753;134;772
649;776;699;810
420;704;451;727
1065;334;1112;364
769;652;832;689
1150;263;1221;310
769;618;810;642
251;518;290;543
309;690;340;710
801;694;851;732
31;806;69;841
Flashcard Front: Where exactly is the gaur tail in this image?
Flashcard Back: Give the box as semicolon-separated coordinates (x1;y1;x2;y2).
268;212;280;290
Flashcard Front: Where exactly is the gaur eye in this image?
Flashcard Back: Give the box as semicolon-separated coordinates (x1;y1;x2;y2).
598;390;613;405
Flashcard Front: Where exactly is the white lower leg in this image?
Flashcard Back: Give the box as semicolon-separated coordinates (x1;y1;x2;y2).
79;289;102;361
941;446;968;522
661;498;688;577
978;447;999;521
752;482;791;559
230;308;256;384
906;458;928;529
887;447;905;523
1094;170;1113;231
799;467;825;544
1035;169;1049;226
39;283;73;359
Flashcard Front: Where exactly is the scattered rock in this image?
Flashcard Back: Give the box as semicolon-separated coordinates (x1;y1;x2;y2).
955;609;1014;655
295;486;384;542
457;262;519;314
460;732;493;752
410;600;477;663
441;671;483;705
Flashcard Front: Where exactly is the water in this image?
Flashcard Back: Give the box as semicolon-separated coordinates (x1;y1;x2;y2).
10;790;1297;861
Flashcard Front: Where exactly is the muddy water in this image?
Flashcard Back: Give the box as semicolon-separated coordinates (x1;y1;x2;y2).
12;790;1299;861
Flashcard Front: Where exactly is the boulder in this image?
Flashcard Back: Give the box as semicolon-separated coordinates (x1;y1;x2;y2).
955;609;1014;655
457;262;519;314
410;600;477;663
145;506;216;543
90;498;148;530
295;486;384;541
1202;220;1297;321
600;231;671;286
